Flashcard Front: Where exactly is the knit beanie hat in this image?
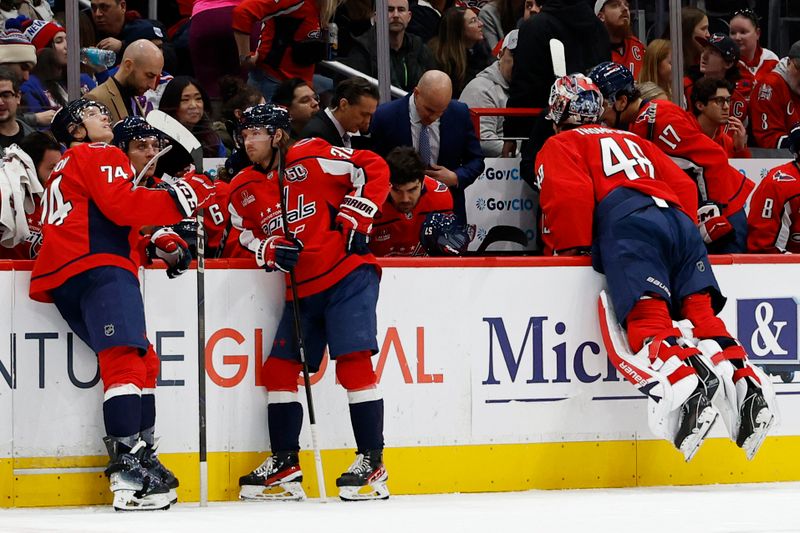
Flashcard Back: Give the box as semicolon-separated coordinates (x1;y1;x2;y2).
0;29;37;67
23;19;64;51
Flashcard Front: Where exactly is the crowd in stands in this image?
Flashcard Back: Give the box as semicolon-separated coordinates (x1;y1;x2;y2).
2;0;800;261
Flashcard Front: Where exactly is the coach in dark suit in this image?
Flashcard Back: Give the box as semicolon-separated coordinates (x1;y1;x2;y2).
370;70;485;223
300;77;379;148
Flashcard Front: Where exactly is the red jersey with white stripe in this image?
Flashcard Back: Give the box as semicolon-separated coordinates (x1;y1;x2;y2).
228;138;390;299
738;46;779;86
232;0;321;85
611;36;645;81
371;177;454;257
749;63;800;149
535;125;698;255
30;143;188;302
212;179;248;259
629;99;754;217
0;203;42;260
747;160;800;253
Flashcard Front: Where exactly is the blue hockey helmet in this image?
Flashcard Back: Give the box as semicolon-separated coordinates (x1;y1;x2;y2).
236;103;291;142
587;61;636;103
546;73;604;126
112;115;167;152
50;98;111;145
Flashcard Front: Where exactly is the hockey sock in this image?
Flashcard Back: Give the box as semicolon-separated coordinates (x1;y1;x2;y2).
681;293;730;338
267;395;303;453
625;297;674;352
348;395;384;452
139;391;155;446
103;384;142;447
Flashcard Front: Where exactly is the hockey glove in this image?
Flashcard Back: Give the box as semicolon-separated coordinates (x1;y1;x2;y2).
336;195;378;255
697;202;734;245
256;236;302;273
420;212;472;256
163;171;217;218
147;227;191;278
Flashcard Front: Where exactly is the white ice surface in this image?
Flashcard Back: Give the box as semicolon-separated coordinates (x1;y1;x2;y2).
1;483;798;533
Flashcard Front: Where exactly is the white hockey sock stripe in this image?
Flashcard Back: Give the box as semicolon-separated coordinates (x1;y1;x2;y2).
347;387;381;404
141;388;156;396
268;391;299;404
104;383;142;401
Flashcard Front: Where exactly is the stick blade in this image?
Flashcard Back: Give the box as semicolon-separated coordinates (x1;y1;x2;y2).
146;110;204;172
549;38;566;78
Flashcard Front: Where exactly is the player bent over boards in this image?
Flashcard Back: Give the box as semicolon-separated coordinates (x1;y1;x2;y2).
227;104;392;501
535;75;776;461
29;99;216;510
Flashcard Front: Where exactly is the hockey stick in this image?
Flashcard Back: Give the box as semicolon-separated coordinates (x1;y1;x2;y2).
275;146;328;502
549;38;566;78
132;144;172;187
145;110;209;507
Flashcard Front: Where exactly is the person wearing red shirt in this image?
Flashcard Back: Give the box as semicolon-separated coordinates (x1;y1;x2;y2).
750;41;800;149
228;104;392;502
536;73;775;462
729;8;778;95
30;98;215;511
594;0;644;79
689;77;750;158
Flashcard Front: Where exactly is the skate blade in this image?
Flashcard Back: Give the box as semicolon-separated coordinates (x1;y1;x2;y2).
239;482;306;501
742;409;776;461
339;482;390;501
679;406;718;462
113;490;171;511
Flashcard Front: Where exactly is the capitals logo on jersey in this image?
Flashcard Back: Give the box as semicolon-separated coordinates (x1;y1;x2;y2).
773;170;796;182
758;84;773;101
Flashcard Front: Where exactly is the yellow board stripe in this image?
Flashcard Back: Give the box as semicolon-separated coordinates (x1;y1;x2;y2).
3;436;799;508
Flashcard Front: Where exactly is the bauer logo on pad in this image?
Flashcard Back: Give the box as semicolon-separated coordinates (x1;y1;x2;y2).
737;298;798;362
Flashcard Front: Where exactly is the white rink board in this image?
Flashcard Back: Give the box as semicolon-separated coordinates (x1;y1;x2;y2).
2;260;800;460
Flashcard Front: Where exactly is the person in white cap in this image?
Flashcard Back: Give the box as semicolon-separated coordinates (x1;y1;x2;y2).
595;0;645;79
460;29;516;157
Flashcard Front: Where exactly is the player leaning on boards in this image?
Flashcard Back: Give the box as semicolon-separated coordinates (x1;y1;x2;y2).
29;99;216;511
228;104;392;501
535;75;776;461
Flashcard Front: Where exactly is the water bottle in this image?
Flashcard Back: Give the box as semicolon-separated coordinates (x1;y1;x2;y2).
80;47;117;69
326;22;338;60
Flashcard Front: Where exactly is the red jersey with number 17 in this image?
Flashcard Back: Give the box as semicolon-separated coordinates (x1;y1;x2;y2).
30;143;189;302
535;126;698;255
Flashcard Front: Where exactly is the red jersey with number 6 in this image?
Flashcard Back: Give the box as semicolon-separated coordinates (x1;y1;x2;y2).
535;125;698;254
228;138;390;299
30;143;189;302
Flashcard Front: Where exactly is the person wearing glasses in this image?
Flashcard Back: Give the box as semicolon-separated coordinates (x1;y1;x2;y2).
0;67;35;155
689;76;750;158
749;40;800;149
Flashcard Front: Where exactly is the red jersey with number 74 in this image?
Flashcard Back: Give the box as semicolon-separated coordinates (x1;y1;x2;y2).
30;143;189;302
535;125;699;255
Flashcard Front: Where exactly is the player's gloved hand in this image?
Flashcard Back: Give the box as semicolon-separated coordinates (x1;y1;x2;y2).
256;236;302;272
697;202;734;245
147;227;191;278
164;171;217;217
420;212;472;256
336;195;378;255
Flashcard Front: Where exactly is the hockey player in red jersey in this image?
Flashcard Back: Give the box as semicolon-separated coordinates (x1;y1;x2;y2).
747;124;800;253
588;61;754;254
371;146;470;257
536;74;776;461
228;104;392;501
30;99;216;511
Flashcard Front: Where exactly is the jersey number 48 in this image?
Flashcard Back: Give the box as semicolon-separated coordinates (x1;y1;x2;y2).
600;137;654;181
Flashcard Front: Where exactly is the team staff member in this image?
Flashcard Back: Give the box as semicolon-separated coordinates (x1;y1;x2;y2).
228;104;392;501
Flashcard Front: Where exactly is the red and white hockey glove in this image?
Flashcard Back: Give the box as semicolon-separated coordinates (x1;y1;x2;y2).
697;203;734;245
336;195;378;255
256;236;302;273
147;227;191;278
163;171;217;218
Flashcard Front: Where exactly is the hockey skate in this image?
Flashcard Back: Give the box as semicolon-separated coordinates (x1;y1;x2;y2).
673;383;718;462
736;381;775;460
103;437;172;511
142;441;179;504
239;452;306;501
336;449;389;501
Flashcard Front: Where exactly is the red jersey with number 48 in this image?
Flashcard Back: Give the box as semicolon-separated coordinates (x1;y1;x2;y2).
30;143;189;302
535;126;698;255
228;138;390;299
629;99;753;217
371;177;454;257
747;160;800;253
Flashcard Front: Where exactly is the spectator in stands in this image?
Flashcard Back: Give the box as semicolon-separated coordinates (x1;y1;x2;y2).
0;67;34;153
478;0;523;51
343;0;436;93
14;0;54;22
690;77;750;158
729;8;777;84
272;78;318;139
687;34;748;123
747;125;800;254
188;0;241;99
0;27;35;83
20;20;97;116
408;0;451;42
521;0;540;21
370;70;485;223
595;0;644;80
213;76;264;150
637;80;668;102
749;41;800;149
86;39;164;123
159;75;226;158
679;7;709;77
429;7;491;98
300;77;378;148
460;29;516;157
638;39;672;100
89;0;173;67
